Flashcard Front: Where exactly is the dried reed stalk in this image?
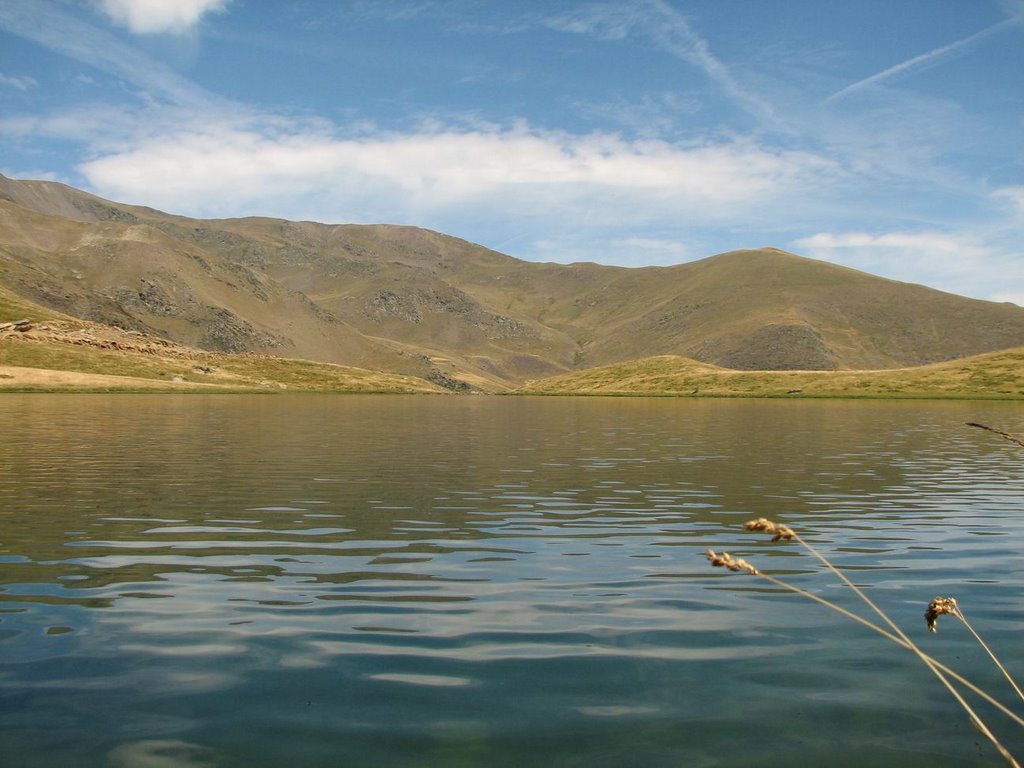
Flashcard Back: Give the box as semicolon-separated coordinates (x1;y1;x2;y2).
957;421;1024;704
966;422;1024;449
927;596;1024;705
717;521;1022;768
705;550;1024;730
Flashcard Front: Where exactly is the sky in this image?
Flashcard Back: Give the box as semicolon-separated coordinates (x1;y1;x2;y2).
0;0;1022;303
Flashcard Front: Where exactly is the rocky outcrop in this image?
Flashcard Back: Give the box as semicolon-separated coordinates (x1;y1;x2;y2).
710;324;838;371
363;285;537;340
198;308;282;353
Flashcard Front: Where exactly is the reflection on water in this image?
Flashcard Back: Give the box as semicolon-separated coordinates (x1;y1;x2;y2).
1;395;1022;767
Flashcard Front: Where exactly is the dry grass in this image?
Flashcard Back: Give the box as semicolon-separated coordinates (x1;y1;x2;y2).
0;282;68;323
0;326;445;394
710;517;1023;767
706;418;1024;765
517;349;1024;399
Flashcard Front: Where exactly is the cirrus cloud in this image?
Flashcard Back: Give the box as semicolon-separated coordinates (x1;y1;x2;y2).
794;231;977;254
0;72;37;90
992;186;1024;217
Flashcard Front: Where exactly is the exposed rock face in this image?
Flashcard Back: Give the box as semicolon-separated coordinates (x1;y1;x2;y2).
363;286;537;340
199;308;282;352
115;279;184;316
365;289;423;323
426;368;475;392
713;325;838;371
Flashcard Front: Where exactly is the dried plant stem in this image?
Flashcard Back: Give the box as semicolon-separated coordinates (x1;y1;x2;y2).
751;570;1024;732
789;533;1020;768
959;423;1024;703
966;422;1024;449
793;531;913;645
956;608;1024;705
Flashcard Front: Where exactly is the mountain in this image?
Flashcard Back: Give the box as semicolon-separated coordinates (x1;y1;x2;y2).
3;173;1024;391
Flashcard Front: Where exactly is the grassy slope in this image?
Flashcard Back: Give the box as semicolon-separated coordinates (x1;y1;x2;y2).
0;282;69;323
4;175;1024;387
3;280;1021;399
202;218;580;386
0;329;446;395
516;348;1024;399
0;195;529;391
554;249;1024;370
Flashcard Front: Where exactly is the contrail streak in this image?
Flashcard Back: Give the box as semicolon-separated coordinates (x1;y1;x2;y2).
644;0;777;124
0;0;219;108
825;16;1019;104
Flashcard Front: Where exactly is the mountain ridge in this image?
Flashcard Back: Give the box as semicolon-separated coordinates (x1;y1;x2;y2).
2;173;1023;391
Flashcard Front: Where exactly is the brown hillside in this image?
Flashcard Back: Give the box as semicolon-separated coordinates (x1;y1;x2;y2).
2;173;1024;389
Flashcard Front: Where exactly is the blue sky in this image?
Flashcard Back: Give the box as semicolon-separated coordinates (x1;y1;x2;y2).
1;1;1022;303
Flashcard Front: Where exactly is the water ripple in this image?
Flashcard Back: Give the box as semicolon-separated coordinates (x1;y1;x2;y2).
1;396;1022;767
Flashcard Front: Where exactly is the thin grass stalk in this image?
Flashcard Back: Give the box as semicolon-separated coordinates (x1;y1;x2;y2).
792;531;921;654
956;608;1024;706
958;422;1024;703
750;570;1024;731
734;525;1023;768
707;554;1021;767
789;531;1020;768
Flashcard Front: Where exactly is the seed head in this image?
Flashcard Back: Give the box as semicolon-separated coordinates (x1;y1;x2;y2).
745;518;795;542
925;596;961;633
705;548;759;575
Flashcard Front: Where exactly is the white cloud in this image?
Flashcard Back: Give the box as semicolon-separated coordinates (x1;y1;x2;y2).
96;0;230;35
794;231;974;255
792;232;992;281
989;291;1024;307
0;72;37;91
791;230;1022;301
78;124;835;223
992;186;1024;216
0;167;62;182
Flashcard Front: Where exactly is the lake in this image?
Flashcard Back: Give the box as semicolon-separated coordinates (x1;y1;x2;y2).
1;395;1022;767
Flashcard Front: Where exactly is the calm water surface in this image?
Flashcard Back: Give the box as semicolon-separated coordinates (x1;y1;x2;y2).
1;395;1022;767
